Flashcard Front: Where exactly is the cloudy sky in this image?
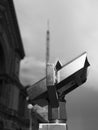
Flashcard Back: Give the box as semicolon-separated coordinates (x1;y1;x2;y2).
13;0;98;130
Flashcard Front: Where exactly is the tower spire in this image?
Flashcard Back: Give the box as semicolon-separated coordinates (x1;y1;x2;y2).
46;20;50;65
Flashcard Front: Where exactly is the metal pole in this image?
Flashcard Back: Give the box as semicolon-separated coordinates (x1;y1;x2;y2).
28;104;33;130
29;109;32;130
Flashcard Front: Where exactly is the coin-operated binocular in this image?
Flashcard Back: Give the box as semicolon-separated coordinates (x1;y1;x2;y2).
27;52;90;124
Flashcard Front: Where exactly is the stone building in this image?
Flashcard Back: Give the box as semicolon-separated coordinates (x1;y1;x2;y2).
0;0;46;130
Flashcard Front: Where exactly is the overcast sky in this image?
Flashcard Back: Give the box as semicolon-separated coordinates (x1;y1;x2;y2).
14;0;98;130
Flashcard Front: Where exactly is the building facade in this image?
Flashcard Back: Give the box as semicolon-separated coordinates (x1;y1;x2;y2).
0;0;46;130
